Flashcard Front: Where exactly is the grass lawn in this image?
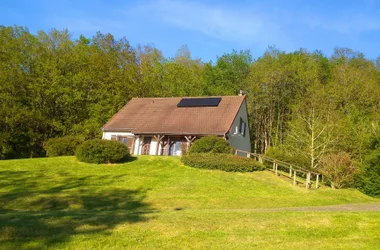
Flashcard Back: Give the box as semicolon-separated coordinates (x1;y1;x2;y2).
0;156;379;249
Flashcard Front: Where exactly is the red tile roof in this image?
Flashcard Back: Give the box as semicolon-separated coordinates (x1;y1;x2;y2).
102;96;245;135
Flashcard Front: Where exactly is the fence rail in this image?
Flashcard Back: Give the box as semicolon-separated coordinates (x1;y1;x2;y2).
235;149;321;190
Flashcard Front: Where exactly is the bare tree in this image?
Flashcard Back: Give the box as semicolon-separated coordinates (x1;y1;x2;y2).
287;90;335;169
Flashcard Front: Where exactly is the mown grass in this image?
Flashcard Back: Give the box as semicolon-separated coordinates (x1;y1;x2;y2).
0;156;379;249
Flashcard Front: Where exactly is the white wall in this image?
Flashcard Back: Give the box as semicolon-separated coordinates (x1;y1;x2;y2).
149;137;158;155
134;136;142;155
227;99;251;155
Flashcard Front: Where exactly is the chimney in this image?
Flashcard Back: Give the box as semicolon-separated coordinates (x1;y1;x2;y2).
238;89;243;96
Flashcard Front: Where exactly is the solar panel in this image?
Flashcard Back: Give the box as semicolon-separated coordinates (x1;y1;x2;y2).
177;97;221;107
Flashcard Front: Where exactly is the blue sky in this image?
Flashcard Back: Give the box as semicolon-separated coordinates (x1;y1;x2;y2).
1;0;380;62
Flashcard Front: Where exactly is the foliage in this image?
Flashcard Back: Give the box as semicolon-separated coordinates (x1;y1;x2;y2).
75;139;130;164
356;137;380;197
181;153;265;172
44;135;84;157
318;153;356;189
286;87;337;169
265;145;308;168
189;136;231;154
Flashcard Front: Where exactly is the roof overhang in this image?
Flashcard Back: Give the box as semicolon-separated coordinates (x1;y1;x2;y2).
102;127;135;132
133;132;225;136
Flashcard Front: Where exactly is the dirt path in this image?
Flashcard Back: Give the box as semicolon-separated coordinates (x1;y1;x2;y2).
252;202;380;212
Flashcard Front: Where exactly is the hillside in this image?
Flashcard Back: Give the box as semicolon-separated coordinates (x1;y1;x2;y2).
0;156;379;249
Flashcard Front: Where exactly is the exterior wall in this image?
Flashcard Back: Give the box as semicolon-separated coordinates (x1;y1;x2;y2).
227;99;251;156
102;131;134;140
134;136;142;155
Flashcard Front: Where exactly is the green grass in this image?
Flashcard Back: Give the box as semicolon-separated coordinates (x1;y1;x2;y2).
0;156;379;249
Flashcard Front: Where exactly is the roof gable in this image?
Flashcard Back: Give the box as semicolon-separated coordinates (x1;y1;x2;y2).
102;96;245;135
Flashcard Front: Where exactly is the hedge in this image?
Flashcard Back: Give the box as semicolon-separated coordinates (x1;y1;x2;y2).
189;135;231;154
181;153;265;172
44;136;85;157
75;139;130;164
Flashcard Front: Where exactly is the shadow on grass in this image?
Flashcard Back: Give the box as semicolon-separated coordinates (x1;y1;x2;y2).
0;170;155;249
120;155;138;163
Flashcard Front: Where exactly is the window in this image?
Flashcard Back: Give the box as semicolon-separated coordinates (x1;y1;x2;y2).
118;136;128;144
115;136;134;148
111;135;117;141
239;118;246;136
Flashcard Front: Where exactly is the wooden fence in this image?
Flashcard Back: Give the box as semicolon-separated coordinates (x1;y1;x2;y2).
235;149;321;189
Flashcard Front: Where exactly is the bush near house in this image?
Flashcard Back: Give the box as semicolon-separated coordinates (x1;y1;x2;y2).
182;153;265;172
76;139;130;164
44;136;85;157
189;135;231;154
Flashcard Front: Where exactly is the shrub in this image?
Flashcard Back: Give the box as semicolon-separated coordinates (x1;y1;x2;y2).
76;139;130;164
189;136;231;154
44;136;85;157
265;145;308;168
181;153;265;172
355;141;380;197
318;153;356;189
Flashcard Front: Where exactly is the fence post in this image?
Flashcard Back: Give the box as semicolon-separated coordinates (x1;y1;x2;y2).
306;172;311;189
316;174;319;189
273;161;276;171
293;171;297;186
289;166;292;177
247;153;250;158
275;163;278;176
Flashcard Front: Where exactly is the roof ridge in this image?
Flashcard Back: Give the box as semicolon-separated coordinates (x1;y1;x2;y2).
131;95;245;100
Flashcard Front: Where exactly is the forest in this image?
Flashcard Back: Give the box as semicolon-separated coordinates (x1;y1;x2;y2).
1;25;379;194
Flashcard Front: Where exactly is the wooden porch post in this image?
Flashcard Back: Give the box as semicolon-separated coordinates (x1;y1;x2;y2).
154;135;165;155
130;136;136;155
166;137;170;156
184;136;197;152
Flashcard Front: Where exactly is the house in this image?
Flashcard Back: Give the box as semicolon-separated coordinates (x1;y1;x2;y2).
101;95;251;156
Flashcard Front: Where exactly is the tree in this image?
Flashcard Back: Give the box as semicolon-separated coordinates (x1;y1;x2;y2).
203;50;251;95
287;87;336;169
319;153;356;189
245;47;324;153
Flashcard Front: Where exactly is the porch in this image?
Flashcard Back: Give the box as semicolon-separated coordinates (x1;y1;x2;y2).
132;135;197;156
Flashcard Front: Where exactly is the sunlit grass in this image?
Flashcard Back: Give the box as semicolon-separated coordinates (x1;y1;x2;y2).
0;156;379;249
